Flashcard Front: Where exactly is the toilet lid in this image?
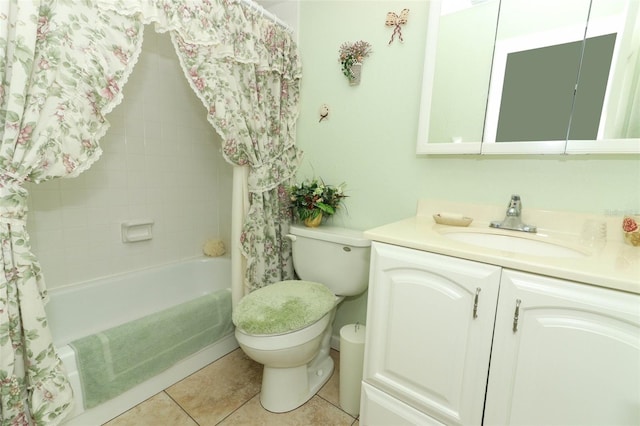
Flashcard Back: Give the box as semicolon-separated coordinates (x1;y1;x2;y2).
232;280;335;335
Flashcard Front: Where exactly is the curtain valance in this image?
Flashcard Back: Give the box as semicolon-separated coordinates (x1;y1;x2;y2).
97;0;301;78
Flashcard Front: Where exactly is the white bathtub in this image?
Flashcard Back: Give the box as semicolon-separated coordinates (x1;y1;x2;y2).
45;256;238;425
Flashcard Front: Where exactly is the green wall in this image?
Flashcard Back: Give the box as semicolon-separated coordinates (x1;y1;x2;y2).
295;1;640;334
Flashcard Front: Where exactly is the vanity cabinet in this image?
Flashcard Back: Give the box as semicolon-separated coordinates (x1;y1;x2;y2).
484;269;640;425
361;242;501;425
361;242;640;426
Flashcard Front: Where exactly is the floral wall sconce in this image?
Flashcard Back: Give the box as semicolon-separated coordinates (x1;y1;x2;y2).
338;40;372;86
385;8;409;44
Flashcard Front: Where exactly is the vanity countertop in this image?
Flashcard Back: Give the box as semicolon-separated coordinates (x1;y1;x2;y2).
364;200;640;295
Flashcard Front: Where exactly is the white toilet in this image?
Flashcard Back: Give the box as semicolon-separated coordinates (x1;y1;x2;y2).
232;224;371;413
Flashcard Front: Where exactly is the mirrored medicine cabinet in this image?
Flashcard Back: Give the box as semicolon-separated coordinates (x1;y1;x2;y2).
416;0;640;155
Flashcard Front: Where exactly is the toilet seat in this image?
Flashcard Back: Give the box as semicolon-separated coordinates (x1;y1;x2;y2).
232;280;336;336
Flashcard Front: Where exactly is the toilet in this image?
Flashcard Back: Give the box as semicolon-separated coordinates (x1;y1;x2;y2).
232;224;371;413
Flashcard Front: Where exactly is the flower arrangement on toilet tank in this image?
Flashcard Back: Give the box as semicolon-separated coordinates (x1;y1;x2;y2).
288;179;347;227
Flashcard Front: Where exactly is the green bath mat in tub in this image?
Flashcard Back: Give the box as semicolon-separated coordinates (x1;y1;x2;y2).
69;289;233;409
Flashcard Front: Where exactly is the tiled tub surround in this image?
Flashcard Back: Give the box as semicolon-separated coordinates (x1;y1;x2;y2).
366;199;639;294
46;257;238;426
26;28;233;290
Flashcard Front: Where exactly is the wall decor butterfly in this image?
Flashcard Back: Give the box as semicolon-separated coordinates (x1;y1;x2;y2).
385;8;409;45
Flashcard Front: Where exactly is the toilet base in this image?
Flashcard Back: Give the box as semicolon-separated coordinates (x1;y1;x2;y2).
260;353;334;413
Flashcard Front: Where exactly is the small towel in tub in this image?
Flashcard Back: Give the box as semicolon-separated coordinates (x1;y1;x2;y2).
69;289;233;409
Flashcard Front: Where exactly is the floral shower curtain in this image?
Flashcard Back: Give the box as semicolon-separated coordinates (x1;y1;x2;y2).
0;0;300;423
170;15;303;295
101;0;303;295
0;0;142;423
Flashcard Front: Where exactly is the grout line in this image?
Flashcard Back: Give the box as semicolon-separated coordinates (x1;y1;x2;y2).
316;393;358;422
164;390;201;425
213;390;261;425
110;347;360;425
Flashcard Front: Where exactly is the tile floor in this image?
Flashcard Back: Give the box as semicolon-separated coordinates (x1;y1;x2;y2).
103;349;359;426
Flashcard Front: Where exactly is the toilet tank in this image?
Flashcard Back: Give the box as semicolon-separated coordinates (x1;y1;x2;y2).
288;225;371;297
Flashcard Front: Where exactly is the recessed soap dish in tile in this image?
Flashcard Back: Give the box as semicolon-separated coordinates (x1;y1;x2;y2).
121;219;154;242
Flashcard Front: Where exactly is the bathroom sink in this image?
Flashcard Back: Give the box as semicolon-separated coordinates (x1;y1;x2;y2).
440;230;589;258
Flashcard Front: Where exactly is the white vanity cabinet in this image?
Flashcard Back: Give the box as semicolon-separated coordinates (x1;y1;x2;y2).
361;242;640;426
484;269;640;426
361;242;502;425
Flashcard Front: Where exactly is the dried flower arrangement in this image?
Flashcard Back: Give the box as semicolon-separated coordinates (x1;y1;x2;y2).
338;40;372;82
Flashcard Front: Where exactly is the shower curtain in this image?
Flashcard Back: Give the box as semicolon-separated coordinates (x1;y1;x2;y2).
0;0;300;423
102;0;303;299
164;7;302;297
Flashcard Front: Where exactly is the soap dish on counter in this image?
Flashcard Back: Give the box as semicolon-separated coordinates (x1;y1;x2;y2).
433;213;473;227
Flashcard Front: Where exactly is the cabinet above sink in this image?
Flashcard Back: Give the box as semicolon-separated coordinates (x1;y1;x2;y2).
416;0;640;155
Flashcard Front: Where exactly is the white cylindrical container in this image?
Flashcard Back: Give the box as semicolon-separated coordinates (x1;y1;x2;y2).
339;323;366;416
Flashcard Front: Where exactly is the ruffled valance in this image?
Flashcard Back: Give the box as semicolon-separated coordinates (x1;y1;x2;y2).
97;0;301;77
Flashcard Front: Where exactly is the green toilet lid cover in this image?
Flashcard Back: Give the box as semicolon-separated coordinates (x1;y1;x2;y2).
232;280;335;335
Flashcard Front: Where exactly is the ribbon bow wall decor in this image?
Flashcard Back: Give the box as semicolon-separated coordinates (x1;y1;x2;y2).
385;8;409;44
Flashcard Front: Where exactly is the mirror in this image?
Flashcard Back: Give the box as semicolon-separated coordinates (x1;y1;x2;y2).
566;0;640;153
417;0;500;154
482;0;592;153
416;0;640;155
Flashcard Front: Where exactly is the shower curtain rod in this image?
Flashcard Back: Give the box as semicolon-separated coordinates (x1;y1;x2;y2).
239;0;294;33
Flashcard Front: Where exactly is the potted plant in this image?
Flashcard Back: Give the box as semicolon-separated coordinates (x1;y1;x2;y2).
339;40;372;85
288;179;347;227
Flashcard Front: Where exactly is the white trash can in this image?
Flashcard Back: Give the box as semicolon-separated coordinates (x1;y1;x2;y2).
339;323;366;416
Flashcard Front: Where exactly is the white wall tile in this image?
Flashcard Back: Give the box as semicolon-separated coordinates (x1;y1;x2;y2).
27;28;232;289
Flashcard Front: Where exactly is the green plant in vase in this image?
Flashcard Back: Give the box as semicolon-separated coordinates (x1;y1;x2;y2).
288;179;347;227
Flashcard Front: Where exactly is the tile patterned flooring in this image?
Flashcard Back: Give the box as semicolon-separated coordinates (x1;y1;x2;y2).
103;349;359;425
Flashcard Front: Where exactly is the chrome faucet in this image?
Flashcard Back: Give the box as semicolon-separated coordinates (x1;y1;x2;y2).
490;195;537;233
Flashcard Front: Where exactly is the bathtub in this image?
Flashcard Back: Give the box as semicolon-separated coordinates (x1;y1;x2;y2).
45;256;238;426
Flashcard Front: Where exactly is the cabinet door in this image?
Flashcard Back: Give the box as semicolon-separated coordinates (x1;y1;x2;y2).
362;243;501;425
360;382;445;426
485;269;640;426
